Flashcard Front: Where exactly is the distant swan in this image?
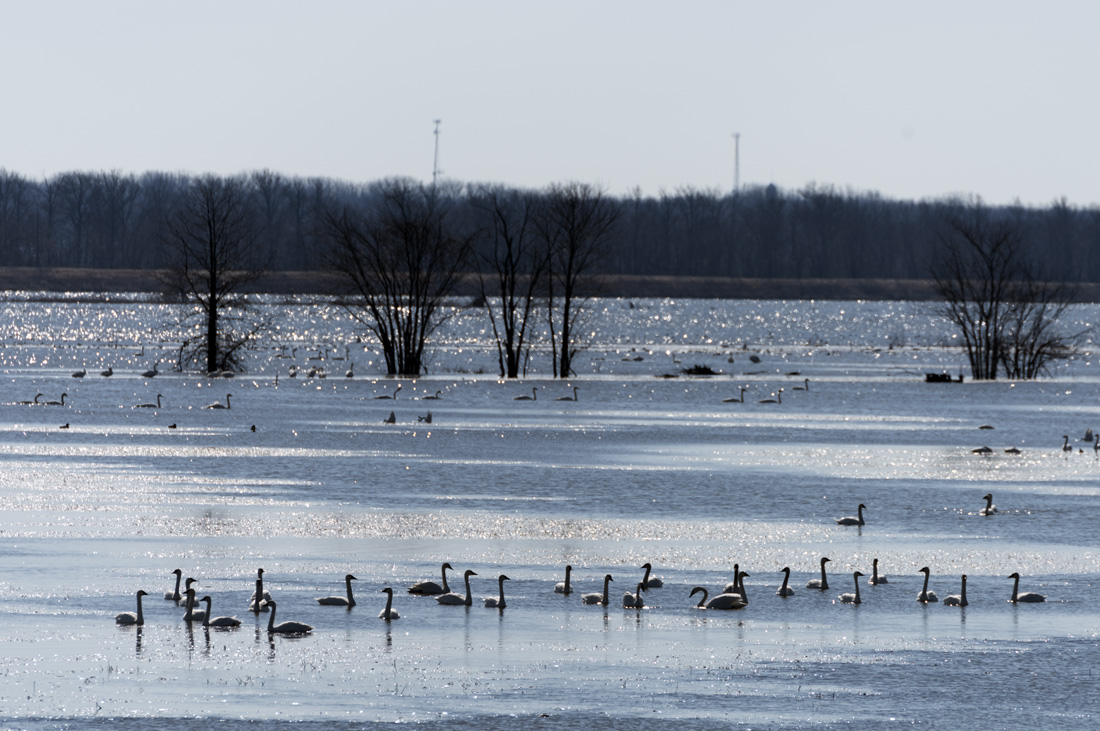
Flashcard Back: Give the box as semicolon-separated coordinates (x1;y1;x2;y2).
869;558;888;585
203;394;231;409
641;562;664;589
1008;572;1046;603
115;590;148;625
383;411;396;424
101;366;113;377
554;565;573;594
266;600;313;634
345;363;354;378
722;387;747;403
917;566;939;602
806;557;831;590
379;587;400;620
514;387;538;401
374;384;402;400
623;582;645;608
422;390;442;400
943;575;968;606
555;387;579;401
776;567;795;596
163;568;183;601
17;393;43;405
484;574;510;608
1062;435;1072;452
134;394;163;409
437;569;477;606
249;569;272;612
839;571;864;603
759;388;783;404
316;574;357;606
199;595;241;628
44;393;68;406
141;363;159;378
582;574;613;605
409;562;453;595
980;493;997;515
72;367;86;378
836;503;866;526
690;586;746;610
792;378;810;391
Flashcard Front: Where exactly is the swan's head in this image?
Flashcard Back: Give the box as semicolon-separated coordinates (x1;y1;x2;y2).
171;568;182;576
605;574;614;582
858;503;867;510
136;590;148;598
641;562;653;570
853;571;864;578
499;575;510;582
381;587;393;595
739;571;750;579
442;562;453;570
872;558;879;567
689;586;707;598
919;566;931;575
1008;572;1021;579
780;566;790;574
821;557;831;565
257;568;265;578
345;574;357;582
464;570;477;578
982;493;993;500
200;595;212;603
185;577;197;588
266;600;277;609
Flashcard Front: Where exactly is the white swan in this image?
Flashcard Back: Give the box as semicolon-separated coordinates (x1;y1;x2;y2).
374;384;402;400
759;388;783;404
134;394;162;409
1008;572;1046;603
582;574;614;605
182;588;208;622
115;590;148;625
555;387;579;401
203;394;231;410
316;574;357;606
514;387;538;401
917;566;939;602
408;562;453;595
689;586;747;610
199;596;242;628
554;565;573;594
836;503;866;526
722;387;747;403
868;558;888;585
776;566;795;597
722;563;741;595
141;363;159;378
249;569;272;612
980;493;997;516
728;571;750;604
72;367;86;378
379;587;400;620
266;600;313;634
623;582;646;608
839;571;864;603
640;562;664;589
44;393;68;406
806;557;831;590
943;575;968;606
163;568;183;601
100;366;113;377
484;574;510;608
437;569;477;606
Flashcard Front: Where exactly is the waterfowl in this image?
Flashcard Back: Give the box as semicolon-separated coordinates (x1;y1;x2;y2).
1004;447;1022;454
722;563;741;595
141;363;159;378
383;411;396;424
200;596;241;627
249;569;272;612
555;387;579;401
836;503;866;526
689;586;747;610
640;562;664;589
182;588;207;622
514;387;538;401
316;574;357;606
374;384;402;400
44;393;68;406
484;574;510;608
134;394;163;409
1062;435;1072;452
943;575;968;606
839;571;864;604
623;582;646;608
163;568;184;601
869;558;888;585
806;557;831;590
792;378;810;391
409;562;453;595
100;366;113;377
759;388;783;404
379;587;400;620
115;590;148;625
203;394;232;409
776;567;795;596
422;390;443;400
266;600;313;634
980;493;997;516
722;387;747;403
582;574;614;605
554;565;573;594
436;569;477;606
917;566;939;602
1008;572;1046;603
971;446;993;455
71;367;86;378
16;393;43;405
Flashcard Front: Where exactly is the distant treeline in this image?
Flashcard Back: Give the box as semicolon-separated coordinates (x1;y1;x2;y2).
0;168;1096;283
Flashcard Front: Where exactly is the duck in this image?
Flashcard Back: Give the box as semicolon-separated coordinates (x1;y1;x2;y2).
776;567;795;596
163;568;184;601
835;503;866;526
917;566;939;602
115;590;148;625
134;394;163;409
408;562;453;595
514;387;538;401
971;446;994;455
1008;572;1046;603
379;587;400;620
980;493;997;515
806;557;831;590
199;596;241;628
316;574;357;607
623;582;646;608
483;574;510;608
838;571;864;603
582;574;614;605
383;411;396;424
640;562;663;589
266;600;313;634
943;575;968;606
436;569;477;606
868;558;888;585
689;586;746;610
554;565;573;594
203;394;232;410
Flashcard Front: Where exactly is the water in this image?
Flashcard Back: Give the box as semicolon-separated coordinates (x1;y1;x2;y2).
1;296;1099;729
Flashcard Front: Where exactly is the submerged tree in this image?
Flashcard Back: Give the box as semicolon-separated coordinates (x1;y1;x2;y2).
323;178;473;376
162;175;268;373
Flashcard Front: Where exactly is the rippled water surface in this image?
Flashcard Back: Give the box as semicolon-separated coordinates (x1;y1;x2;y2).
2;296;1100;729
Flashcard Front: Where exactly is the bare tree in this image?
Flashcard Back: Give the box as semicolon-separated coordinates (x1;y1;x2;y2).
471;185;547;378
537;182;619;378
323;178;473;376
162;175;268;373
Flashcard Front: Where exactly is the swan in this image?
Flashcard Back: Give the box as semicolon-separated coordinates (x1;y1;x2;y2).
199;596;241;627
409;562;453;595
1085;428;1095;442
141;363;159;378
345;363;354;378
134;394;163;409
869;558;888;585
792;378;810;391
1005;447;1022;454
555;387;579;401
917;566;939;602
943;575;968;606
836;503;866;526
776;566;795;596
729;571;750;604
623;582;646;608
115;590;148;625
582;574;614;605
203;394;232;410
759;388;783;404
182;588;207;622
436;569;477;606
1008;572;1046;603
971;446;993;455
418;411;432;423
980;493;997;515
722;387;747;403
316;574;357;606
806;557;831;590
640;562;664;589
379;587;400;619
266;600;313;634
514;387;538;401
383;411;396;424
1062;435;1072;452
839;571;864;603
374;384;402;400
484;574;510;608
100;366;113;377
163;568;183;601
722;563;741;595
17;393;43;405
689;586;747;610
72;367;86;378
44;393;68;406
422;390;442;400
249;569;272;612
288;365;298;378
554;565;573;594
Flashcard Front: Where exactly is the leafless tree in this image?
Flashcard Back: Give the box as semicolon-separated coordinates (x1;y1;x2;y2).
323;178;473;376
162;174;268;373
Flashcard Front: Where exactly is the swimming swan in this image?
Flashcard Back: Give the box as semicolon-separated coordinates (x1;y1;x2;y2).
806;557;831;590
640;562;664;589
555;387;579;401
316;574;357;606
980;493;997;515
249;569;272;612
722;563;741;595
776;567;795;596
374;384;402;400
163;568;183;600
836;503;866;526
484;574;510;608
379;587;400;619
869;558;888;585
199;595;242;627
436;569;477;606
203;394;232;409
141;363;159;378
72;368;86;378
44;393;68;406
582;574;614;605
17;393;43;405
554;565;573;594
115;590;148;625
422;390;443;400
623;582;646;608
839;571;864;603
690;586;747;610
943;575;968;606
917;566;939;602
722;387;747;403
134;394;163;409
101;366;113;377
1008;572;1046;603
409;562;453;595
182;588;207;622
759;388;783;404
514;387;538;401
266;600;313;634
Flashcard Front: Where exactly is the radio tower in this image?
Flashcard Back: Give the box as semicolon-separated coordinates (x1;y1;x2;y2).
732;132;741;193
432;119;442;189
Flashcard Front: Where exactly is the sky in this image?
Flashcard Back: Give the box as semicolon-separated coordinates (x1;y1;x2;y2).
2;2;1098;206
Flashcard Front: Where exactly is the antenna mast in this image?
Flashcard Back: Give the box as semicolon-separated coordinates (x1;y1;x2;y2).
432;119;442;188
732;132;740;193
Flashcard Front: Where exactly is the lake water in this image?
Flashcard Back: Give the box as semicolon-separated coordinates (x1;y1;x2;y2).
1;295;1099;729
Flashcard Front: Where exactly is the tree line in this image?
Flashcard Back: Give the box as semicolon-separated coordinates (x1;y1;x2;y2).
2;168;1100;283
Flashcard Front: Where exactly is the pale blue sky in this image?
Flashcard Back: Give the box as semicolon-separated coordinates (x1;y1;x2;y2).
2;2;1097;205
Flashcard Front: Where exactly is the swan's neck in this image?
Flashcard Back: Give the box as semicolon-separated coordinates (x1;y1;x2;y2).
922;572;930;593
961;579;968;603
441;566;450;593
463;575;472;605
497;579;506;606
346;579;355;604
136;593;145;623
820;562;828;582
696;588;708;607
780;573;790;591
202;599;211;627
267;604;276;630
602;576;611;604
384;592;393;614
1012;575;1020;601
